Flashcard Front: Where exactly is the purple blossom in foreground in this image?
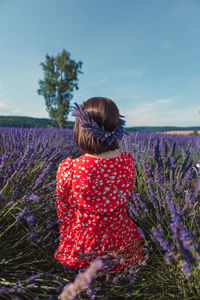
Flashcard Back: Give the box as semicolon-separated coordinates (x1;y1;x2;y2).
29;231;40;243
16;206;28;221
170;214;197;254
151;227;178;264
7;201;14;207
152;212;200;277
26;215;35;227
24;274;42;284
26;193;40;202
59;259;104;300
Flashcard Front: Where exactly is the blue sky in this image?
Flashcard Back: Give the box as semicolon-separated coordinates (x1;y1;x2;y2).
0;0;200;127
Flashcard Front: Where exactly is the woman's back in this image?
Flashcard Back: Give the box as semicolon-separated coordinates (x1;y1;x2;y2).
54;151;142;273
71;152;135;215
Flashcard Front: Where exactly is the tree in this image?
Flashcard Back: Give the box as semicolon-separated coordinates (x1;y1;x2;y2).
38;49;83;128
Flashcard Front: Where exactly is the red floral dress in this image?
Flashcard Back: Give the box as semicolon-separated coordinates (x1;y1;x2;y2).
54;152;142;274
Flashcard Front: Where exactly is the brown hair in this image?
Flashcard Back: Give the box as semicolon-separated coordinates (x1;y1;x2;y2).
73;97;120;154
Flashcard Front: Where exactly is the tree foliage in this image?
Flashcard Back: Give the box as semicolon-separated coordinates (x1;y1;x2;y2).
38;49;83;128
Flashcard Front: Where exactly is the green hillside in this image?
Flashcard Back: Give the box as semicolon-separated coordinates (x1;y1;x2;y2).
0;116;74;129
0;116;199;132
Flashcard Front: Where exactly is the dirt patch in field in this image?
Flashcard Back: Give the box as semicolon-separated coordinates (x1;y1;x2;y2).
164;131;200;135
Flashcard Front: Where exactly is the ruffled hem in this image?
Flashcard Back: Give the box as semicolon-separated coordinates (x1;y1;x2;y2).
54;221;143;273
54;244;143;275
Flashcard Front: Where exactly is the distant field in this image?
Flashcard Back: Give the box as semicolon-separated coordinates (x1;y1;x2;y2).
164;130;200;135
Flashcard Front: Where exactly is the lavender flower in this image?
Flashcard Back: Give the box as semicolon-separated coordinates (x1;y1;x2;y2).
7;201;14;207
59;259;104;300
26;215;35;227
170;214;196;254
16;206;28;221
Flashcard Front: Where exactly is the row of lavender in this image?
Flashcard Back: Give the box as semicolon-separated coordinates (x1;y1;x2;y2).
0;127;82;299
121;131;200;299
123;132;200;277
0;127;200;299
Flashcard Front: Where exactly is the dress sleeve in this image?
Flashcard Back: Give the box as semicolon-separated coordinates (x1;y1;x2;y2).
55;157;73;231
55;157;73;201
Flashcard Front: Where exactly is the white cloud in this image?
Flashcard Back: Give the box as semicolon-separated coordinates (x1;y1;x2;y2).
167;106;200;123
96;78;107;84
156;97;175;104
0;101;6;108
12;109;22;114
122;102;158;126
86;77;107;86
109;86;141;101
115;69;145;77
0;88;9;109
121;98;200;127
26;111;49;118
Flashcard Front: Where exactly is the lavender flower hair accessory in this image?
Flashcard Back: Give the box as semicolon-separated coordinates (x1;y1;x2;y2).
71;102;128;145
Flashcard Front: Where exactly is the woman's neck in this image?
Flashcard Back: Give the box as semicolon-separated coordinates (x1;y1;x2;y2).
85;149;121;159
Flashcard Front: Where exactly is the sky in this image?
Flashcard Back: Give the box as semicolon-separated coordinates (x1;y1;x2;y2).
0;0;200;127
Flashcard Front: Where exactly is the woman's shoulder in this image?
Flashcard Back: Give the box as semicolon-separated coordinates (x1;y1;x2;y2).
121;151;134;161
57;157;73;173
61;153;134;168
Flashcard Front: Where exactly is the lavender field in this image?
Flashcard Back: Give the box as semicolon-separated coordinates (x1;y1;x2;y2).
0;127;200;300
